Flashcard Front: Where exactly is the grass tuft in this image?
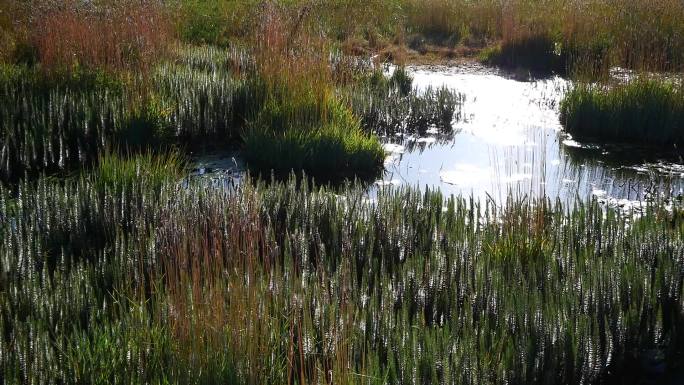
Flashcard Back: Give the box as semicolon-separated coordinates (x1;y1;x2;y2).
93;150;186;191
480;33;565;75
560;79;684;148
243;89;385;181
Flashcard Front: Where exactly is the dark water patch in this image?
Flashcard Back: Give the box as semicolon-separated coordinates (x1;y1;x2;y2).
190;64;684;218
188;150;245;188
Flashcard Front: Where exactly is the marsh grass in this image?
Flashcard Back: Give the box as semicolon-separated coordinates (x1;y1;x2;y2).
560;79;684;148
2;2;684;384
403;0;467;47
346;67;464;136
7;0;684;77
0;57;191;182
0;2;22;62
480;33;566;75
166;0;684;76
241;73;385;181
0;43;406;183
1;173;683;384
0;65;128;181
30;0;171;74
93;150;186;192
6;0;684;183
231;6;387;181
243;118;385;181
0;63;188;182
175;0;259;46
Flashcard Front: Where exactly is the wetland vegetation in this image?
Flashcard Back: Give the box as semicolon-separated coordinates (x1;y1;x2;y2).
561;79;684;149
3;173;684;384
1;1;684;384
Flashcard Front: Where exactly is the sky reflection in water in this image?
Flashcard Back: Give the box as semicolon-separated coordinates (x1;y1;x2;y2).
377;65;684;207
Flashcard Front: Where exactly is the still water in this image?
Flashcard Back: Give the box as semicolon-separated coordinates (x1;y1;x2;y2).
188;64;684;383
192;64;684;208
377;64;684;207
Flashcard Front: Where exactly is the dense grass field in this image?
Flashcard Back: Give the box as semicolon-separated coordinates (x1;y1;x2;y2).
1;1;684;384
4;0;684;74
0;42;465;183
2;170;683;384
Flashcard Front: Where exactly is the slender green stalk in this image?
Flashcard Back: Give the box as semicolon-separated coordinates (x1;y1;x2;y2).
1;173;682;384
560;79;684;148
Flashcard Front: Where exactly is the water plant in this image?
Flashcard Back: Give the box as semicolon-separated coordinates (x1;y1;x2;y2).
240;66;386;181
153;60;242;142
243;113;385;181
480;33;566;75
1;173;683;384
560;79;684;148
346;67;465;136
0;65;128;181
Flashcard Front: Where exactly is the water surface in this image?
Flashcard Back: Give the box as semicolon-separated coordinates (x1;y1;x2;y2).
378;64;684;208
191;64;684;209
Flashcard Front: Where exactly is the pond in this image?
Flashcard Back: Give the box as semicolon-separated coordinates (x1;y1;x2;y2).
192;63;684;209
378;64;684;208
186;63;684;385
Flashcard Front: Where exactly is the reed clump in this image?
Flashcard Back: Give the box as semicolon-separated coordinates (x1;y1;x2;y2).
243;98;385;181
403;0;467;47
0;63;187;182
0;65;128;181
235;5;385;181
405;0;684;75
346;67;465;136
480;32;566;75
560;79;684;148
0;52;207;182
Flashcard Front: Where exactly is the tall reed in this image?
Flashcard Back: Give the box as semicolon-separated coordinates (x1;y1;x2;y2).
346;67;465;136
2;173;683;384
0;65;128;181
237;4;386;180
30;0;171;73
560;79;684;148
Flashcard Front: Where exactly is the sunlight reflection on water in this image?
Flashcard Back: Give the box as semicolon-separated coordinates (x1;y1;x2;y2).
376;65;684;206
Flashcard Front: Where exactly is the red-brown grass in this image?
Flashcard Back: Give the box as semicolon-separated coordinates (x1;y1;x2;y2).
0;1;24;62
31;0;171;73
252;2;333;104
